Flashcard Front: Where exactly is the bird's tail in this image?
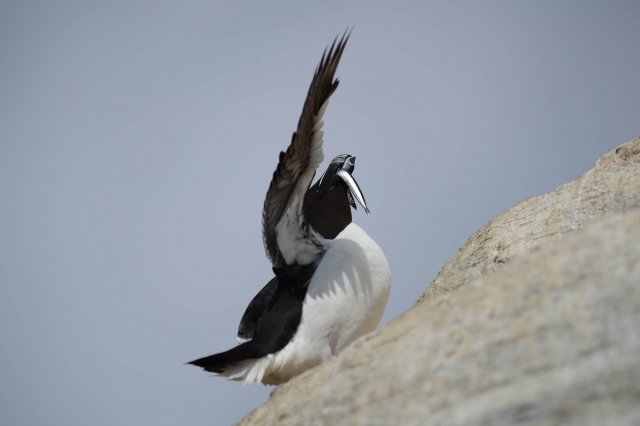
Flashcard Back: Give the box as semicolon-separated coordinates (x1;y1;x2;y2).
187;343;270;383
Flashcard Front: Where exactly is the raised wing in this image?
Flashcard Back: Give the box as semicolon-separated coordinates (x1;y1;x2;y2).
262;32;350;267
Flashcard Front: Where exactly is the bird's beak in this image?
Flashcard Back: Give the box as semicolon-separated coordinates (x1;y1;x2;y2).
336;169;370;214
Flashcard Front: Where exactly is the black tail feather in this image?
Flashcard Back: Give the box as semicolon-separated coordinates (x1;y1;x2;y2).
187;341;263;374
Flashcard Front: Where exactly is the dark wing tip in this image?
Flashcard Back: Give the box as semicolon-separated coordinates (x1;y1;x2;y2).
311;29;350;97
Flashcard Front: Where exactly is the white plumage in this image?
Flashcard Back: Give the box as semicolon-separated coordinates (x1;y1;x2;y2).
224;223;391;384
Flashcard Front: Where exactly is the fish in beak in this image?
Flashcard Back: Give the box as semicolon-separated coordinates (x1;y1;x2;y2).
336;156;370;214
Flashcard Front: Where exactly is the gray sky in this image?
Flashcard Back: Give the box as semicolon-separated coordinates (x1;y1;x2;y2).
1;1;639;425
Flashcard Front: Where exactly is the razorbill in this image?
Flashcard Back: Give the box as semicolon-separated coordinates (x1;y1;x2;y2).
188;32;391;385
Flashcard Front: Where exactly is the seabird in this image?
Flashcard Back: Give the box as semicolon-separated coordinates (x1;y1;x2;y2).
188;32;391;385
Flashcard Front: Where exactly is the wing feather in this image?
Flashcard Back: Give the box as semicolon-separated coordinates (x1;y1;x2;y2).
262;32;350;266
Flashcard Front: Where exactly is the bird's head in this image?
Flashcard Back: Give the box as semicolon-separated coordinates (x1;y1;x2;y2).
304;154;369;239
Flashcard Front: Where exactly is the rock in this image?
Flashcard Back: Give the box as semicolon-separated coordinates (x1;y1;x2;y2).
237;138;640;426
417;137;640;303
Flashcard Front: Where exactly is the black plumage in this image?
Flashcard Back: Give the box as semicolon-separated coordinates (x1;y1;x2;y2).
189;263;316;373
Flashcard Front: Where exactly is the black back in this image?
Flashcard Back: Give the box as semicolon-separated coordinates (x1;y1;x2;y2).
188;263;317;373
236;277;278;342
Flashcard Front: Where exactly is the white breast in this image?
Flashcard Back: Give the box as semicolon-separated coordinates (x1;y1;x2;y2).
262;222;391;384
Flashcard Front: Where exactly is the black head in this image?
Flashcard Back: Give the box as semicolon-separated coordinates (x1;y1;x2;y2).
304;154;369;239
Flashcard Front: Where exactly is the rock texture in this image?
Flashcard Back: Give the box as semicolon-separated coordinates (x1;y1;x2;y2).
418;137;640;303
238;138;640;426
